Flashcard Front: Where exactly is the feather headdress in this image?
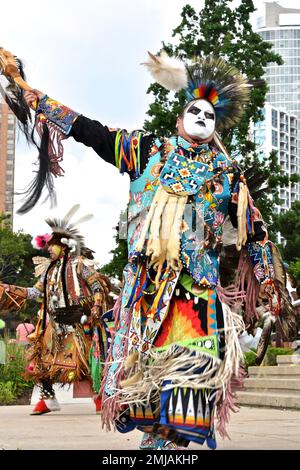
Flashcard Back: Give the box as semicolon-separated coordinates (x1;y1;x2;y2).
45;204;93;255
143;51;251;130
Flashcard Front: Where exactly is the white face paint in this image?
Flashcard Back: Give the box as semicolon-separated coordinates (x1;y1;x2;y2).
183;99;216;140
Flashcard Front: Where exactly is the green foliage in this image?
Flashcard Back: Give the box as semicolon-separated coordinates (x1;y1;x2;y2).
0;213;40;320
100;214;128;280
0;216;37;286
264;347;294;366
289;259;300;297
0;381;15;405
276;201;300;262
0;338;34;404
241;152;299;237
243;349;257;369
244;346;294;371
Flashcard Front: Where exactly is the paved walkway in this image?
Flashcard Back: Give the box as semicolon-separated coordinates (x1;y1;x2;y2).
1;404;300;450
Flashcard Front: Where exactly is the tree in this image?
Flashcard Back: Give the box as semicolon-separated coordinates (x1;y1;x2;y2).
100;212;128;280
277;201;300;263
242;152;299;239
289;259;300;297
0;214;40;320
143;1;300;234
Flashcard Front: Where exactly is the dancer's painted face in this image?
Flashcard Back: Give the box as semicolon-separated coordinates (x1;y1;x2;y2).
48;244;63;260
183;99;215;140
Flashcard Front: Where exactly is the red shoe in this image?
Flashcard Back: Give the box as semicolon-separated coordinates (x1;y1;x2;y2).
30;397;60;415
94;396;102;414
30;399;51;415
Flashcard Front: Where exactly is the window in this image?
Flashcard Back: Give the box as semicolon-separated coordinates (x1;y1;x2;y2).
272;109;278;128
272;129;278;147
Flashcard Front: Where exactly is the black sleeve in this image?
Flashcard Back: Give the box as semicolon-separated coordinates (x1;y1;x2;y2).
70;115;156;176
70;115;117;166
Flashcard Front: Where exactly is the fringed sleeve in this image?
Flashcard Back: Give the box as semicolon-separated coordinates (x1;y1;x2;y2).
18;93;156;212
77;258;111;307
37;103;156;178
17;95;80;214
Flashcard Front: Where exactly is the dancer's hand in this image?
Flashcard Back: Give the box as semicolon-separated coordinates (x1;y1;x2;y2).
24;89;44;110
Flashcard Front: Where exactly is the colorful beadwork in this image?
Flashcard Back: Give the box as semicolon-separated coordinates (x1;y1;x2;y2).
37;95;79;134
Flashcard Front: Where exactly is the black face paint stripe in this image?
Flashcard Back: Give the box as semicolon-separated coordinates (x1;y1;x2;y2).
187;105;200;115
187;106;215;120
205;112;215;120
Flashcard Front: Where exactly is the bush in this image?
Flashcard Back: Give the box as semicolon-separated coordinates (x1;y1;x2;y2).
244;346;294;371
244;350;257;369
264;347;294;366
0;381;15;405
0;337;34;404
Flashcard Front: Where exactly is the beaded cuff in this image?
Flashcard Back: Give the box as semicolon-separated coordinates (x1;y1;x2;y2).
36;95;79;135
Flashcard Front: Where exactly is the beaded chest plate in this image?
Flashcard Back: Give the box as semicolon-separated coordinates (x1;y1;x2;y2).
159;152;209;196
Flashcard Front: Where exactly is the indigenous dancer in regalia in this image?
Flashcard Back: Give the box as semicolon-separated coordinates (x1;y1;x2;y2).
0;48;296;447
0;206;112;415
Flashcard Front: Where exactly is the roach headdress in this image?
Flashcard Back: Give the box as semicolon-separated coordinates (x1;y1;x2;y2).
143;51;251;130
44;204;93;255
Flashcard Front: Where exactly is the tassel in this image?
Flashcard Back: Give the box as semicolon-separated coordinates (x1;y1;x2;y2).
120;371;143;388
124;351;139;371
236;182;248;251
17;122;57;214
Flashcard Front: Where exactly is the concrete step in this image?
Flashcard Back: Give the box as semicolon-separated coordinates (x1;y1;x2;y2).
237;390;300;409
248;365;300;377
277;355;300;365
244;377;300;392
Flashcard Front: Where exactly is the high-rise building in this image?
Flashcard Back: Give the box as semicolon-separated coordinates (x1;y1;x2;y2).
253;103;298;213
256;2;300;208
0;96;16;225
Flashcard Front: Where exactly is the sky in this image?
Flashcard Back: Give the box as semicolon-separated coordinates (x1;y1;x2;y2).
1;0;300;266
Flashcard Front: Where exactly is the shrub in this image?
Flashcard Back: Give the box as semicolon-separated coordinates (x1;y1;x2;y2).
0;381;15;405
0;337;34;404
244;350;257;370
265;347;294;366
243;346;294;371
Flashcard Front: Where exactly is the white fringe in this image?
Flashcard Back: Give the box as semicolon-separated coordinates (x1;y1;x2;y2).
135;186;187;288
118;303;245;406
